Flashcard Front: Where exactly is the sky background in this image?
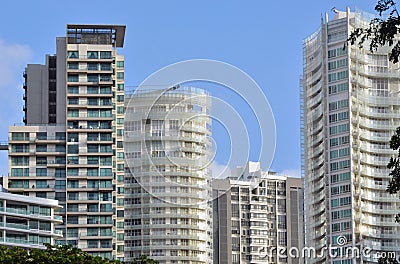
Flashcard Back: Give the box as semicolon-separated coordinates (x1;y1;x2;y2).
0;1;376;176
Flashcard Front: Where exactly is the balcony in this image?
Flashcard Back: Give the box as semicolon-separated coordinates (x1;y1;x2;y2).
0;207;62;222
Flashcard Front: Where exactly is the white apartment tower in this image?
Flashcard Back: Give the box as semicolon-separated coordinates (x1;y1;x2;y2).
124;87;213;263
212;162;304;264
8;25;126;261
302;8;400;264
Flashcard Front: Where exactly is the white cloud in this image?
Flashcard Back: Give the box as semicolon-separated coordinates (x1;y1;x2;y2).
0;40;32;86
279;168;301;178
0;40;32;175
212;161;231;179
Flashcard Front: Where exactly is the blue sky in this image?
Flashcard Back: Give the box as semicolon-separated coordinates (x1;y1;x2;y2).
0;1;375;176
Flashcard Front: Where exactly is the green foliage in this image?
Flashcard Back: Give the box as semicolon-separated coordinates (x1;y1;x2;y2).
0;244;122;264
379;256;400;264
387;127;400;224
133;255;159;264
348;0;400;62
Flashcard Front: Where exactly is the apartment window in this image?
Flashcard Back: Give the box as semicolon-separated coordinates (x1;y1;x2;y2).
100;86;111;94
331;196;351;208
152;120;165;136
67;204;78;213
368;54;388;72
372;78;389;96
100;168;112;176
117;152;124;160
329;123;349;135
116;61;124;68
88;168;99;176
100;204;112;212
67;110;78;118
11;144;29;153
87;87;98;94
126;121;141;132
88;157;99;165
68;74;78;82
100;145;112;153
67;51;79;58
67;63;79;69
36;180;47;189
67;168;78;176
36;192;47;198
36;157;47;166
117;95;124;102
36;132;47;140
56;180;66;190
11;168;29;176
101;192;112;201
56;132;66;140
100;51;112;59
88;110;99;117
67;145;78;154
55;192;66;202
68;133;78;142
100;63;111;71
117;72;124;80
36;168;47;176
330;160;350;172
11;132;29;141
87;51;98;59
100;157;112;166
117;84;124;91
67;86;79;94
87;74;98;83
117;118;124;125
55;169;66;178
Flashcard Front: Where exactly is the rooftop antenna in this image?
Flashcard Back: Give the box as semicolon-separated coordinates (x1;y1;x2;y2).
331;7;339;14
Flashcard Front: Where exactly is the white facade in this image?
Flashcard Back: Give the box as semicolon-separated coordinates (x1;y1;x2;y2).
303;8;400;264
124;87;213;264
0;191;62;249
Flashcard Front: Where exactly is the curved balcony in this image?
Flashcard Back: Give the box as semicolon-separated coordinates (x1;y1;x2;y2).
361;191;399;202
307;91;323;109
308;79;323;97
359;130;391;142
360;167;390;178
359;142;393;155
356;105;400;119
361;205;397;215
307;106;323;121
356;118;394;130
361;179;389;191
360;154;389;166
354;91;400;106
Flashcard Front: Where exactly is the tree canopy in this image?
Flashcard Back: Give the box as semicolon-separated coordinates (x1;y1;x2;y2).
0;244;122;264
348;0;400;62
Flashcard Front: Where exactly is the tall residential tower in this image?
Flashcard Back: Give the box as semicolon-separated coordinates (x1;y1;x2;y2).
8;25;126;261
302;8;400;264
212;162;304;264
124;87;213;264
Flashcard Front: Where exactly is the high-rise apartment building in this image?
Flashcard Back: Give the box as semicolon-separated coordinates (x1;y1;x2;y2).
8;25;126;261
0;190;63;249
302;8;400;264
124;87;213;263
212;162;304;264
